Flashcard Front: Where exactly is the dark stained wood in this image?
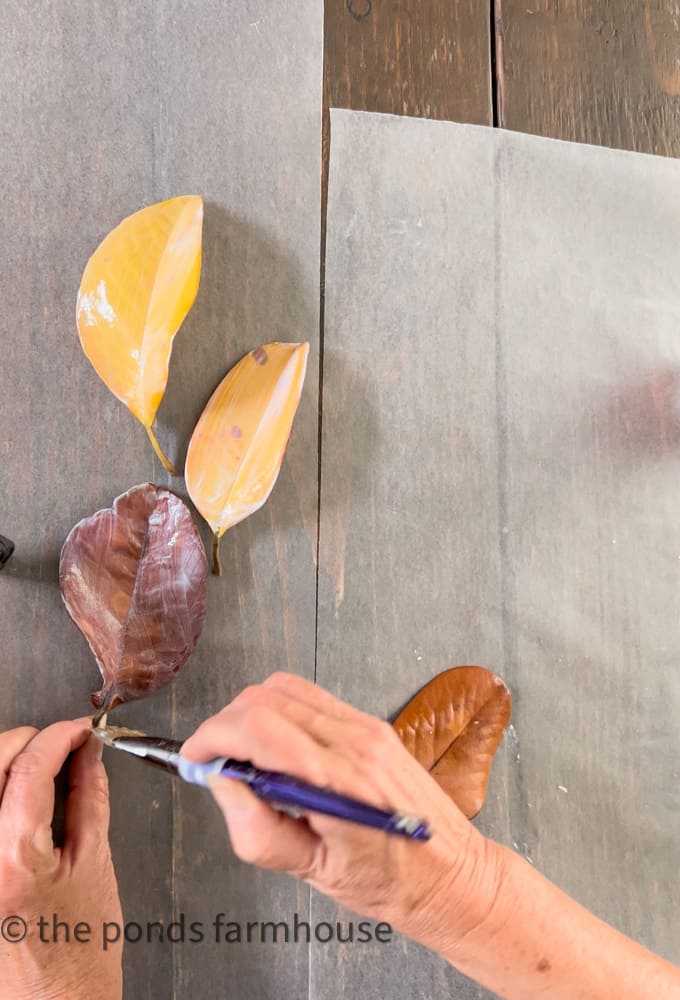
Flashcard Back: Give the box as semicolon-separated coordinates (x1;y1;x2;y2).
0;11;171;997
1;1;678;998
495;1;680;155
325;0;492;122
0;4;322;1000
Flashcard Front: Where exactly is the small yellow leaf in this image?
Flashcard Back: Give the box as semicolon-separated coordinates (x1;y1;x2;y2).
76;196;203;470
185;342;309;574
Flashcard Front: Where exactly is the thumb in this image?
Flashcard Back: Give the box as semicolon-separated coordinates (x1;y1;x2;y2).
207;775;321;878
64;733;111;861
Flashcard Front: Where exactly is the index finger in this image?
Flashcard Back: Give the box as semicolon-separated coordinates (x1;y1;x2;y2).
0;719;92;847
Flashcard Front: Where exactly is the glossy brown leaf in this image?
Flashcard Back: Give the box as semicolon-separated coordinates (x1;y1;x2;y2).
59;483;209;713
393;666;511;819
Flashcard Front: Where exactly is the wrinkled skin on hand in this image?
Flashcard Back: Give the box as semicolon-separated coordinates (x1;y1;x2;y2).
182;672;499;953
0;721;122;1000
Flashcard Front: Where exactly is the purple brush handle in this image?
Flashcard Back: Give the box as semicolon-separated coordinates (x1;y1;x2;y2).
179;755;431;841
235;765;430;840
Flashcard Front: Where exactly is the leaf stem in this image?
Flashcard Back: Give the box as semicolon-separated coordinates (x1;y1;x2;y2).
212;533;222;576
145;424;176;474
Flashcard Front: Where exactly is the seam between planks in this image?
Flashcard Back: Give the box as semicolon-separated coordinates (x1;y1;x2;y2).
490;1;504;127
314;108;329;691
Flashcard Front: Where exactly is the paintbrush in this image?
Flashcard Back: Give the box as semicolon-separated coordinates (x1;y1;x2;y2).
92;724;432;841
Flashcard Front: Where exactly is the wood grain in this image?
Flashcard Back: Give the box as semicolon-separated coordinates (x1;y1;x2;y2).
154;9;321;998
495;1;680;155
0;7;171;995
325;0;492;122
321;0;493;372
320;10;494;996
315;109;511;1000
1;2;677;997
0;4;322;999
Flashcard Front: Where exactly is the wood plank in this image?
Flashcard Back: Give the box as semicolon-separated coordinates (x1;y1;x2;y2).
316;108;510;1000
491;0;680;961
495;0;680;155
320;8;495;993
153;5;322;998
0;9;171;997
325;0;492;122
487;128;680;963
0;4;322;999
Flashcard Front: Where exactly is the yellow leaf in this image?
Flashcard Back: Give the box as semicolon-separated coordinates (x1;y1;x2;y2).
76;196;203;471
185;342;309;574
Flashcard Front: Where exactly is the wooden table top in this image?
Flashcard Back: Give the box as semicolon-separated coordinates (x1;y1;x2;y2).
325;2;680;155
1;5;678;999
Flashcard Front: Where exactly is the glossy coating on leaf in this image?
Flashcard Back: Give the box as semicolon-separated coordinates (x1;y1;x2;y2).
393;666;511;819
185;342;309;537
76;196;203;427
59;483;209;712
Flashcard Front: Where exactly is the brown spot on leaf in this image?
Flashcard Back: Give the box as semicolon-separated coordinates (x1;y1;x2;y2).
252;346;268;365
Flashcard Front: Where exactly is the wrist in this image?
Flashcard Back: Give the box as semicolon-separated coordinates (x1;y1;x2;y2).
439;837;544;979
394;822;507;957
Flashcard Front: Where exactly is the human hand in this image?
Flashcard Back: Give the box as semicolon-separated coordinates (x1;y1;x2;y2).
183;674;680;1000
181;672;502;953
0;720;122;1000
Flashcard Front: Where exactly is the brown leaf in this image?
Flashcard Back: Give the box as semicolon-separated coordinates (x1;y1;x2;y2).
59;483;209;713
392;666;511;819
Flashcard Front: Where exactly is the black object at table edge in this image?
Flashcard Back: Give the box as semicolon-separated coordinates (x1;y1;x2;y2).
0;535;15;569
